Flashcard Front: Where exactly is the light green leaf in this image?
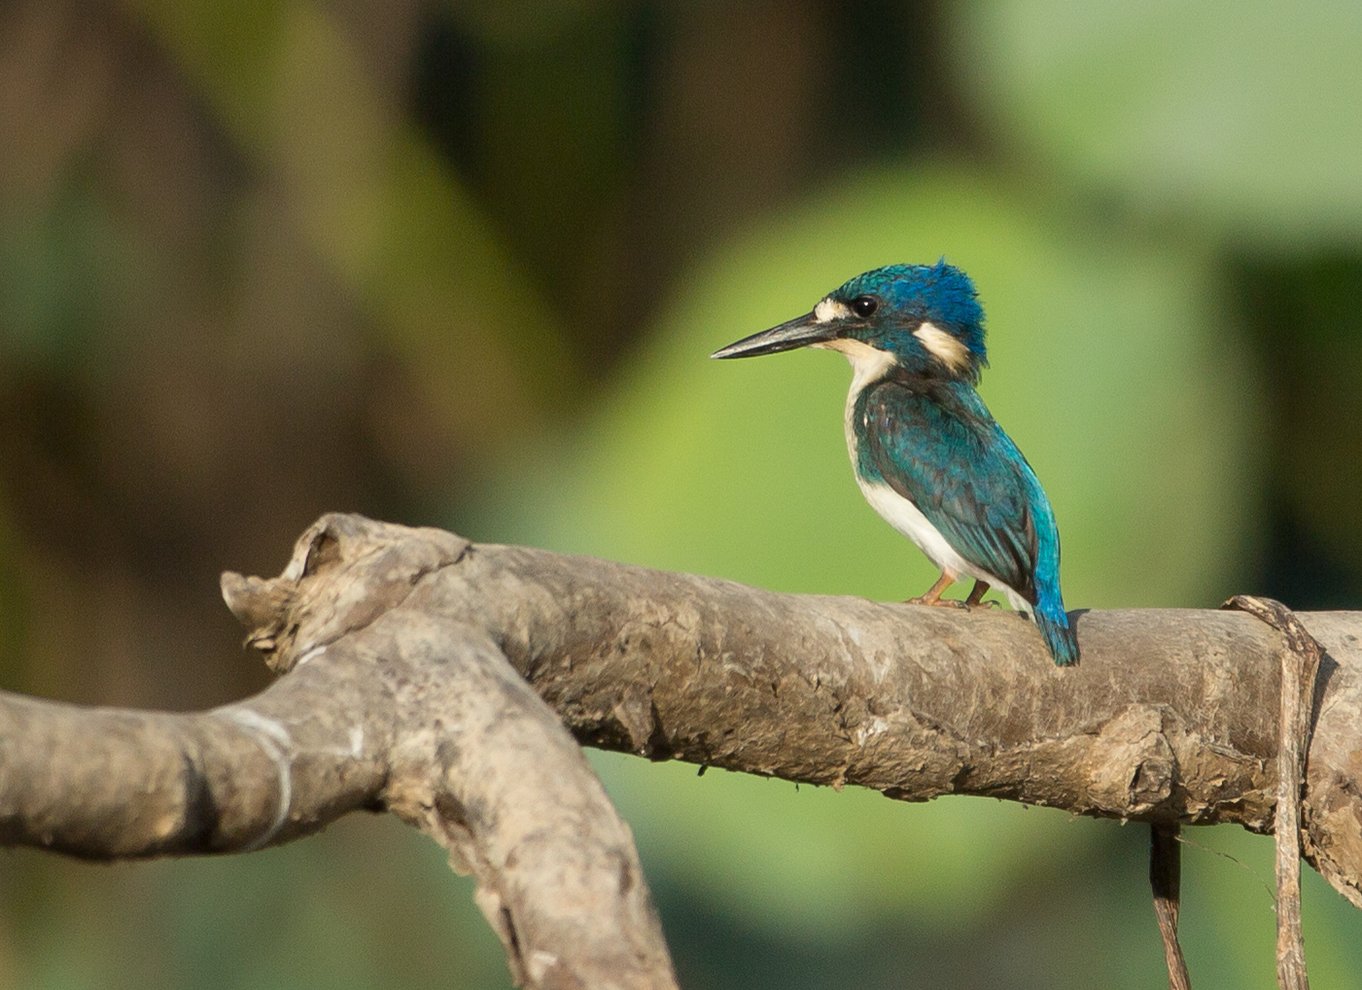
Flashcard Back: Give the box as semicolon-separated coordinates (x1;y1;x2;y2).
952;1;1362;248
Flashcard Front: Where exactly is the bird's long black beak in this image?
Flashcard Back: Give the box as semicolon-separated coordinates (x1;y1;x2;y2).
710;312;836;359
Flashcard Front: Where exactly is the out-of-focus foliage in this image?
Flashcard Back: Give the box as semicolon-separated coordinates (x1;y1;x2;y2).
1;1;1360;988
954;1;1362;246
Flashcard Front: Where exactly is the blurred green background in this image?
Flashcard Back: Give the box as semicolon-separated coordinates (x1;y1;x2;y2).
2;1;1360;987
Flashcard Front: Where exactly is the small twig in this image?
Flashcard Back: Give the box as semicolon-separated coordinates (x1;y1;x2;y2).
1222;596;1323;990
1151;822;1192;990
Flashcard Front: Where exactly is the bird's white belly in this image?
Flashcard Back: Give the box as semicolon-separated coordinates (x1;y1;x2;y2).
855;474;1029;612
855;476;972;577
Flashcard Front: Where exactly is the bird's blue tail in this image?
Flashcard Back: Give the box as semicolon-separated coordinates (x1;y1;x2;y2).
1034;607;1080;667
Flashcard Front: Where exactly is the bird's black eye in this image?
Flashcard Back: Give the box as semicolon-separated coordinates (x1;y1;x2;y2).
851;295;879;318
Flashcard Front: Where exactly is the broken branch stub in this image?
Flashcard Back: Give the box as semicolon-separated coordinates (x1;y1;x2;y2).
222;515;679;990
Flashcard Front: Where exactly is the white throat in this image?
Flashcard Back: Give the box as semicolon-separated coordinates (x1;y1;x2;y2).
812;339;896;470
812;337;897;393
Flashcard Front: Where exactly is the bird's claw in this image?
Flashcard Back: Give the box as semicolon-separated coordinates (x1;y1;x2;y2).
905;596;968;609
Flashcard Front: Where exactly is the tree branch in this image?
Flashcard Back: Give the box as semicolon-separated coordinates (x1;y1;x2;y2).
2;521;678;988
1150;823;1190;990
3;512;1361;986
0;648;392;857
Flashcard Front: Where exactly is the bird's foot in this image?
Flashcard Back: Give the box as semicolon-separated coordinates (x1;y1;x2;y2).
964;580;995;610
965;599;1000;611
906;572;958;608
904;595;968;609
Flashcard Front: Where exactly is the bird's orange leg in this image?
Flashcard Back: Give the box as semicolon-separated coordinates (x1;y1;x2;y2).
965;580;998;609
907;571;963;608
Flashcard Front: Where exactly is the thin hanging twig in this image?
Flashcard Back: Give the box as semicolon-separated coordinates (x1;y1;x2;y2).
1222;596;1323;990
1150;822;1192;990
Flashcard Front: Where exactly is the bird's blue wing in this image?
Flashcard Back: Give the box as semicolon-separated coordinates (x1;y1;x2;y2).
857;378;1040;603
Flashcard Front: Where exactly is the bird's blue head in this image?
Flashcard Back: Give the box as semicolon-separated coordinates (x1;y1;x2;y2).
712;261;988;384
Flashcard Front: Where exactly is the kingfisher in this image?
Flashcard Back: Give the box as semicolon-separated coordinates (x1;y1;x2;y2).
711;261;1079;666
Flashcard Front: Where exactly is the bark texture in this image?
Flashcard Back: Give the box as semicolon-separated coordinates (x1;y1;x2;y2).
3;512;1362;986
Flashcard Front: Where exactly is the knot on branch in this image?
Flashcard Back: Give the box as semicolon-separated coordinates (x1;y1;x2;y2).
1088;704;1179;817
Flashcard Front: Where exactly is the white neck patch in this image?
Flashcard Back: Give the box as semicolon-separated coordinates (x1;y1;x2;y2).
813;337;897;392
813;297;852;323
913;321;971;373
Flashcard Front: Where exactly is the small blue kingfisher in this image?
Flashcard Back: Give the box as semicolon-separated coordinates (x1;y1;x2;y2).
711;261;1079;666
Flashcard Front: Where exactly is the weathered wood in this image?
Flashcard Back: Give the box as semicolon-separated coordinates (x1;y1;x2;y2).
4;512;1361;987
